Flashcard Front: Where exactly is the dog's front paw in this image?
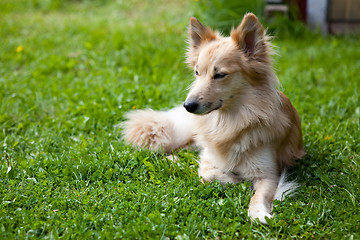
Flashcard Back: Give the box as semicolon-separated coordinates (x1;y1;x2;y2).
199;165;239;185
248;203;272;224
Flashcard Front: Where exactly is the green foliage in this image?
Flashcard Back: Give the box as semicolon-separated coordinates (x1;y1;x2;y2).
1;0;359;238
265;15;314;39
0;0;110;12
192;0;314;38
193;0;265;34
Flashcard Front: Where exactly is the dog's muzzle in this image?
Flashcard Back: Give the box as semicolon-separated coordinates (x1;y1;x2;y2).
183;100;199;113
183;99;223;115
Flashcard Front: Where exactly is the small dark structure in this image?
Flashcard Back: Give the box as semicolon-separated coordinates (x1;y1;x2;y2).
328;0;360;34
265;0;360;35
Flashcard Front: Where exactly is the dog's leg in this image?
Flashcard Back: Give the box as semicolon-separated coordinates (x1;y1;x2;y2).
199;163;240;184
248;177;279;224
231;146;280;224
123;106;196;153
198;151;241;184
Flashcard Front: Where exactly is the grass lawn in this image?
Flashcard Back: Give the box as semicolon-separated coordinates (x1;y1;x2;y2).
1;0;359;238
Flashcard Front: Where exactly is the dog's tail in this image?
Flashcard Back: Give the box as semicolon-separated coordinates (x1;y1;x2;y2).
274;170;299;201
122;106;196;153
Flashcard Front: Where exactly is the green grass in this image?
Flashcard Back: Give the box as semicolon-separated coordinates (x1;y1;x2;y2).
1;0;359;238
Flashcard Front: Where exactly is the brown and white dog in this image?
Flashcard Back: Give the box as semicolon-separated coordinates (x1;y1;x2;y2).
123;13;305;224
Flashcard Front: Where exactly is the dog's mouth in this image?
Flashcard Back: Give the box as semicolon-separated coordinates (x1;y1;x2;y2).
184;99;223;115
205;100;223;114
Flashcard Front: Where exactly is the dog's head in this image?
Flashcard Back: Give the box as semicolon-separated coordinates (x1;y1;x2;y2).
184;13;274;115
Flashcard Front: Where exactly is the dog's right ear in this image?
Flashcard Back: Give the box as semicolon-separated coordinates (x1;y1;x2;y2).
187;17;217;67
188;17;217;49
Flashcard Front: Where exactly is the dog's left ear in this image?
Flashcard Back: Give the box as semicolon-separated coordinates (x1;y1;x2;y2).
231;13;265;57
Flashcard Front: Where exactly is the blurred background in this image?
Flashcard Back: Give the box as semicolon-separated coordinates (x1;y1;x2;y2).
193;0;360;36
3;0;360;36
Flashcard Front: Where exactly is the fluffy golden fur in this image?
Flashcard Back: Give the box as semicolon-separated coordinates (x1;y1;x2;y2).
122;13;305;224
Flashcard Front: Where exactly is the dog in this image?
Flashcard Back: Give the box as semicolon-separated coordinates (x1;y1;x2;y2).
122;13;305;224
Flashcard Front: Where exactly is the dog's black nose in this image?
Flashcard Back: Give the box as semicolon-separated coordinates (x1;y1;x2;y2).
183;101;199;113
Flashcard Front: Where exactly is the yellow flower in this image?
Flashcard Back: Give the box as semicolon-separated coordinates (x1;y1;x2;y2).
324;135;334;141
16;45;24;53
132;106;136;110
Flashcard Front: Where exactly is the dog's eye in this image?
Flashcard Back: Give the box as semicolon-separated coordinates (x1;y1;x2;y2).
213;73;228;79
195;70;199;76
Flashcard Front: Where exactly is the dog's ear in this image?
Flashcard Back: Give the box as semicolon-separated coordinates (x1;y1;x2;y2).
189;17;217;48
187;17;218;67
231;13;265;57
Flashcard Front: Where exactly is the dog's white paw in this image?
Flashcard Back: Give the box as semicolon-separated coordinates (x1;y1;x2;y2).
248;203;272;224
166;154;179;162
199;166;239;185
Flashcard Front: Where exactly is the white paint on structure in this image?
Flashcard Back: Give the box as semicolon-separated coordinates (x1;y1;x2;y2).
307;0;328;34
